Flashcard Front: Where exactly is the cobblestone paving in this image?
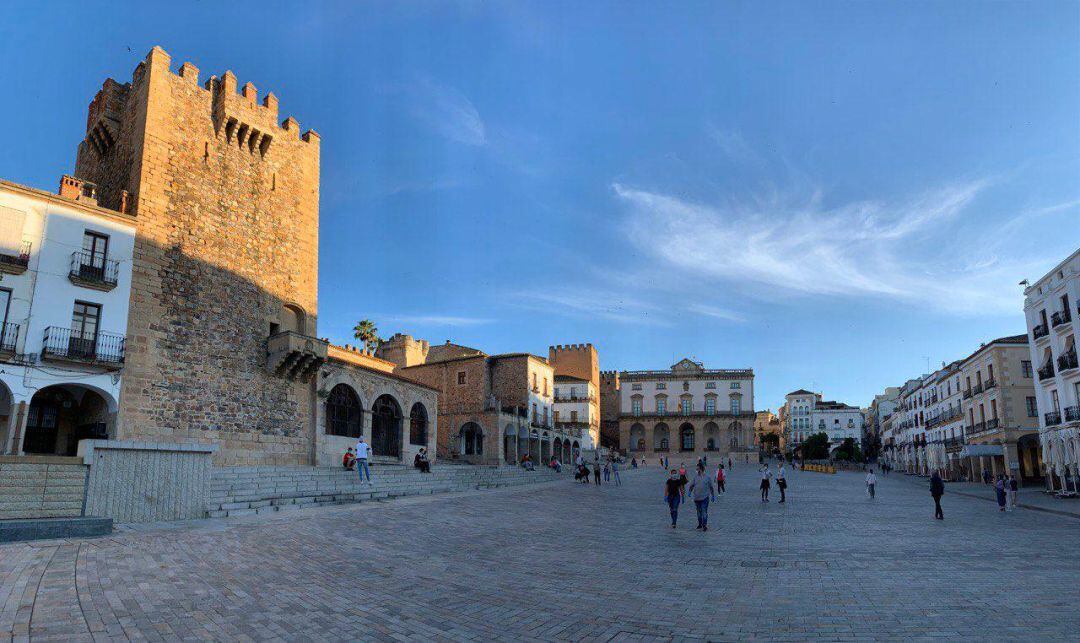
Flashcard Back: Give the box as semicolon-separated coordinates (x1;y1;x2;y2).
2;464;1079;641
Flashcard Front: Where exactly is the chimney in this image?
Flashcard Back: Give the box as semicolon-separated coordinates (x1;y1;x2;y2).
58;175;98;205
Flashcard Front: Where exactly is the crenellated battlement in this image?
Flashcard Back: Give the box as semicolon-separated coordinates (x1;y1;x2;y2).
549;343;595;353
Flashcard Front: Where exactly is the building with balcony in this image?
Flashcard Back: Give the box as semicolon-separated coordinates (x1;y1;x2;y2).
0;177;135;456
618;358;755;464
957;336;1040;485
379;334;562;466
783;389;864;455
549;343;602;452
1023;247;1080;491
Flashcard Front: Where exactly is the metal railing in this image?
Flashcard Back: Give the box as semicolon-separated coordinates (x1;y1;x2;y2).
1065;406;1080;422
972;383;983;395
1045;411;1062;426
962;389;973;400
0;322;17;352
41;327;125;363
1038;363;1055;381
985;418;999;430
1033;323;1050;340
0;241;31;270
1051;309;1072;328
69;250;120;287
984;377;997;390
1057;349;1078;372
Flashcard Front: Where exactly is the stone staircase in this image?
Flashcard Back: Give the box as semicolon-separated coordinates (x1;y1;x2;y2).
207;464;565;518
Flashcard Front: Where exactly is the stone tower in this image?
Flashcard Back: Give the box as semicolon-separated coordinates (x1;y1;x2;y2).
73;47;323;465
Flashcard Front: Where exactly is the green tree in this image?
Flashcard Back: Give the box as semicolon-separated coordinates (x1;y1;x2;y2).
759;433;780;451
834;437;864;462
800;432;831;460
353;319;382;352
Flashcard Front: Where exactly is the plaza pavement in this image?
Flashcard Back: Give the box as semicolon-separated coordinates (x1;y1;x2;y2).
1;462;1079;641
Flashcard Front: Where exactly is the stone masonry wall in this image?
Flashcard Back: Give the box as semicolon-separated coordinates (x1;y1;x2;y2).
0;456;87;519
74;48;320;465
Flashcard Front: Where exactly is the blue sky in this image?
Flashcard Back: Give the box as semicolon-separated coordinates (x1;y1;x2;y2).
1;1;1078;410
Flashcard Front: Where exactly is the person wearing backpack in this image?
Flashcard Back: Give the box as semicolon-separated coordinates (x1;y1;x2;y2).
716;463;726;493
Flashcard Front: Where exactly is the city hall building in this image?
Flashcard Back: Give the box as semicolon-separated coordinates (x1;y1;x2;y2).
618;359;756;464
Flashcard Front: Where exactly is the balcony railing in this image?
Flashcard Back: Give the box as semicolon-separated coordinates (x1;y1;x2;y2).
1045;411;1062;426
69;250;120;290
1065;406;1080;422
985;418;999;431
554;394;595;403
984;378;997;390
0;322;17;353
1038;363;1055;381
0;241;31;274
973;421;986;434
625;410;755;420
972;383;983;395
962;389;973;400
1057;349;1078;372
1033;323;1050;340
1051;309;1072;328
41;327;125;364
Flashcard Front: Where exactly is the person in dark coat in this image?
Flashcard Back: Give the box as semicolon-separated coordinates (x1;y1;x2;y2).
930;471;945;520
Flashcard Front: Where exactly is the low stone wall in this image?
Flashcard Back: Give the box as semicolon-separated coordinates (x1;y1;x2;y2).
79;440;217;523
0;456;87;519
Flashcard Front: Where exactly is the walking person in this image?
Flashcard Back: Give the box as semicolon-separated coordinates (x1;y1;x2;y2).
688;464;718;531
593;459;602;486
728;457;733;470
777;463;787;503
612;458;622;486
354;436;372;484
994;475;1007;512
759;464;772;502
603;460;611;482
930;470;945;520
1008;474;1018;510
663;469;684;528
866;468;876;499
716;463;726;493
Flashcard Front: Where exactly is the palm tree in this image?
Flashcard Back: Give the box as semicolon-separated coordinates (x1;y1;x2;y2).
353;319;382;352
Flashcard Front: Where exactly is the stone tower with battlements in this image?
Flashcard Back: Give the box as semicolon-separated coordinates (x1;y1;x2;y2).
73;47;322;465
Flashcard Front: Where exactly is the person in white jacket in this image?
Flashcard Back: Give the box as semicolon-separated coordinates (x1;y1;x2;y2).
866;469;877;499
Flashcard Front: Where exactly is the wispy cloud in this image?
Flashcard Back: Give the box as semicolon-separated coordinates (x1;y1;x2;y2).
611;179;1050;315
396;77;486;146
686;304;745;323
378;314;495;328
514;289;670;326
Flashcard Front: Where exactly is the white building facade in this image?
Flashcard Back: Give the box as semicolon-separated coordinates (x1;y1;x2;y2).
1023;248;1080;491
553;375;598;451
0;177;135;456
784;389;864;453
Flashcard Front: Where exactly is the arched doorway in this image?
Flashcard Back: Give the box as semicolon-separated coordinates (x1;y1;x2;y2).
371;394;402;458
0;380;12;455
562;438;571;464
571;441;581;463
541;432;551;463
679;423;695;452
24;384;115;456
728;421;742;448
409;403;428;446
704;422;719;451
653;423;670;452
459;422;484;458
553;438;563;462
630;423;645;452
325;384;362;438
529;429;540;463
517;427;529;464
504;424;518;464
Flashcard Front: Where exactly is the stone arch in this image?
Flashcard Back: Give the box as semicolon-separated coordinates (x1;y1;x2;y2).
371;394;403;458
409;402;428;445
326;383;363;438
24;384;117;456
728;421;743;448
704;421;719;451
653;423;670;451
459;422;484;456
679;422;695;451
504;423;518;464
279;302;307;335
629;423;646;452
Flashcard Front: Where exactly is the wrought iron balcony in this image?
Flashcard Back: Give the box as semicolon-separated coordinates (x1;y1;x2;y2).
1032;323;1050;340
554;393;595;403
1051;309;1072;328
1045;411;1062;426
69;250;120;290
962;389;973;400
973;421;986;434
972;383;983;395
1038;363;1055;381
0;241;31;275
0;322;17;353
984;378;996;390
41;326;125;364
1057;349;1078;372
1063;406;1080;422
985;418;999;430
